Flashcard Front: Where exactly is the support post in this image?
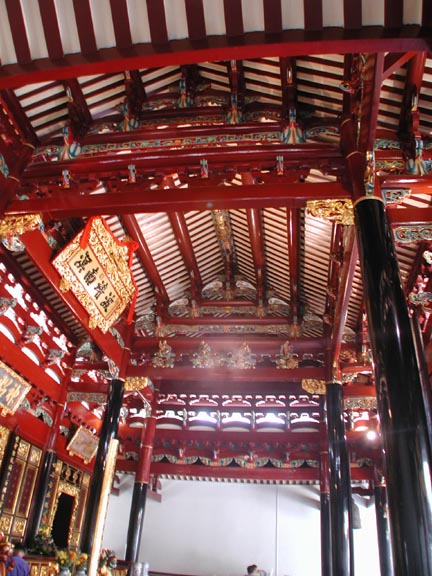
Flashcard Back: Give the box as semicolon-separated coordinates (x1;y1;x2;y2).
80;378;124;554
25;392;67;545
374;476;394;576
354;195;432;574
326;382;354;575
320;449;332;576
125;391;158;569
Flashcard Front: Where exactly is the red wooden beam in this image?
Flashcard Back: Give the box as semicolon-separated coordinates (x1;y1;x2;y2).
38;0;64;60
72;0;97;55
23;143;342;179
263;0;282;34
387;207;432;225
0;31;429;91
132;334;326;353
330;226;358;380
4;0;32;65
358;52;385;152
185;0;206;41
247;206;266;303
323;223;344;339
146;0;169;45
287;207;300;325
6;181;349;219
0;89;39;146
127;364;326;382
382;52;416;81
169;212;203;300
122;214;169;307
109;0;133;50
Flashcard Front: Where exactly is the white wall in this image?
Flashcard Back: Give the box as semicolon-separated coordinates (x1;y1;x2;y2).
104;477;380;576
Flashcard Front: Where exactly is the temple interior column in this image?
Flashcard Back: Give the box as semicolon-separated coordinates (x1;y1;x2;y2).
374;475;394;576
326;382;354;575
354;195;432;574
80;378;124;554
125;390;158;569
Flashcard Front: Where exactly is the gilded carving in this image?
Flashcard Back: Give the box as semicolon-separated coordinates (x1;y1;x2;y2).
0;516;11;533
152;340;175;368
0;425;10;462
301;379;327;395
306;199;354;225
29;446;42;465
66;426;98;463
12;518;25;537
393;225;432;243
17;441;30;459
0;361;31;416
52;216;137;333
344;397;377;410
0;214;43;239
125;376;150;391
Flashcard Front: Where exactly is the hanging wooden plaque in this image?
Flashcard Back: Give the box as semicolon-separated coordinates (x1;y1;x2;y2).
52;216;138;333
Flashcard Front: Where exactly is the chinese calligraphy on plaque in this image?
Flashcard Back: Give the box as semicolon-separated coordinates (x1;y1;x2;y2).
52;216;138;333
0;360;31;415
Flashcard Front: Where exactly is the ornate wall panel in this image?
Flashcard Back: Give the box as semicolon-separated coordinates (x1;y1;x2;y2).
0;437;41;541
44;461;90;549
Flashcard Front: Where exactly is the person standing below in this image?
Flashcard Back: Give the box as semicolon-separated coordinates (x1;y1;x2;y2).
7;544;29;576
246;565;266;575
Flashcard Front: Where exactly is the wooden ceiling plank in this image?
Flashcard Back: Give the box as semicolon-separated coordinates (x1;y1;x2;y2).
38;0;64;60
72;0;97;55
303;0;323;31
109;0;133;50
343;0;362;29
4;0;32;65
146;0;169;46
0;33;429;90
185;0;206;41
385;0;403;29
263;0;282;35
6;181;349;219
223;0;243;37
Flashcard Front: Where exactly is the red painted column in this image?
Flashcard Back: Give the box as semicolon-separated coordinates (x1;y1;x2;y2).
125;390;158;565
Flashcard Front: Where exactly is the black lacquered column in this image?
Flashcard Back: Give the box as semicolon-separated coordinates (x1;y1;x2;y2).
125;391;158;568
374;476;394;576
326;382;354;575
26;393;67;545
354;196;432;574
320;449;332;576
81;378;124;554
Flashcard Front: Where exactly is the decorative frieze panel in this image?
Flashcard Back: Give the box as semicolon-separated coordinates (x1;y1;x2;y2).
0;436;42;542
